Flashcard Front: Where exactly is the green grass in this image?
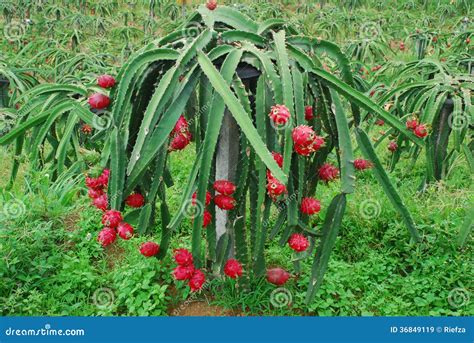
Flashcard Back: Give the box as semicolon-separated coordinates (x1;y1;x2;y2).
1;141;472;316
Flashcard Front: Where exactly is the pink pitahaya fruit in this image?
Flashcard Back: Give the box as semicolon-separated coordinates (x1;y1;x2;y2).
98;227;116;247
139;242;160;257
304;105;314;121
101;210;122;228
224;259;243;279
214;195;236;210
174;248;193;266
213;180;236;196
117;222;134;240
269;105;291;126
88;93;110;109
172;115;189;134
173;265;195;280
206;0;217;11
318;163;339;182
266;267;290;286
292;125;316;146
414;124;428;138
97;75;116;88
353;159;373;170
192;191;212;206
92;194;108;211
266;178;287;200
288;233;309;252
188;269;206;291
300;197;321;215
169;131;191;151
125;193;144;208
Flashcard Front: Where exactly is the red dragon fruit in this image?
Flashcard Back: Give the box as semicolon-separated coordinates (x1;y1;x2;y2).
202;210;212;228
169;131;192;151
97;75;116;88
292;125;315;146
81;124;93;135
266;268;290;286
353;159;373;170
88;188;104;199
214;194;236;210
388;141;398;152
85;176;103;190
172;115;189;134
101;210;122;228
371;65;382;72
266;178;287;199
375;119;385;126
88;93;110;110
192;190;212;206
406;118;418;130
294;144;313;156
269;105;291;126
125;193;145;208
173;265;195;281
266;152;284;180
174;248;193;266
139;242;160;257
98;227;116;247
318;163;339;182
188;269;206;291
213;180;236;196
414;124;428;138
294;135;325;156
311;135;325;152
288;233;309;252
117;222;134;240
98;169;110;187
92;194;108;211
300;197;321;215
206;0;217;10
224;259;243;279
272;152;284;168
304;105;314;121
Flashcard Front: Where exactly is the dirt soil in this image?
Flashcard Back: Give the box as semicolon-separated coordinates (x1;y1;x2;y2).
170;300;243;316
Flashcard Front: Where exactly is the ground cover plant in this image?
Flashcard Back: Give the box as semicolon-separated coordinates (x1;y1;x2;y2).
0;0;472;316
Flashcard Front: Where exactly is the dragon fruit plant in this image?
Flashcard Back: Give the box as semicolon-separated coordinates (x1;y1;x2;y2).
37;5;423;302
369;58;473;186
0;71;117;186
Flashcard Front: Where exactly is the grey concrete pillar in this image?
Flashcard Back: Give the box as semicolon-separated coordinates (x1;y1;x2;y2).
215;109;240;251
